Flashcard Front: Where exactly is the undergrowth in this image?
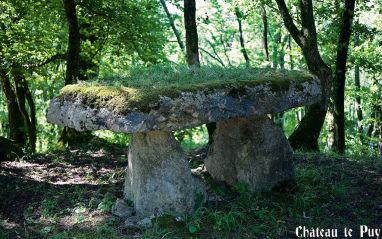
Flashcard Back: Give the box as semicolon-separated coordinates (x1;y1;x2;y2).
0;145;380;238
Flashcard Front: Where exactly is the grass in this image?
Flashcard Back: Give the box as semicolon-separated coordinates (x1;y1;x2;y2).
0;139;381;238
93;64;314;89
57;65;315;115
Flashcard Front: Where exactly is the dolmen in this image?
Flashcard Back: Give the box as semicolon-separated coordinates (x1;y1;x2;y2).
47;67;321;218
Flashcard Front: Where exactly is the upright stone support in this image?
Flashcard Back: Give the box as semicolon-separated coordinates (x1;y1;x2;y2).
124;131;204;217
205;116;294;191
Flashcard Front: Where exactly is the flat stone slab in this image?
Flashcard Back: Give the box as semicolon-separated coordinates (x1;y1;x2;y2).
47;69;321;133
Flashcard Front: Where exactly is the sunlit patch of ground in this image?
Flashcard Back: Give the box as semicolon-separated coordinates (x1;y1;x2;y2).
0;141;130;238
0;148;126;185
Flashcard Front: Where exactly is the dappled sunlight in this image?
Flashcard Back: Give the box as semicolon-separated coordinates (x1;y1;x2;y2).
0;145;129;237
0;151;126;185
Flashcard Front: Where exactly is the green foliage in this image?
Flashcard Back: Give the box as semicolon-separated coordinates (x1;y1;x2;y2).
174;125;208;150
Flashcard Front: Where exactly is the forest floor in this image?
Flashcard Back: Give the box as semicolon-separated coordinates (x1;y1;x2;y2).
0;139;381;239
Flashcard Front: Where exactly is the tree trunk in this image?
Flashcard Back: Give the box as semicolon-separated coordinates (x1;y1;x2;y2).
379;105;382;155
355;65;363;142
62;0;80;85
272;29;279;68
220;34;232;66
288;35;294;69
13;73;36;152
276;0;333;151
160;0;185;53
332;0;356;154
184;0;200;66
184;0;215;144
0;70;26;146
278;35;288;69
235;7;250;67
260;5;269;62
60;0;93;147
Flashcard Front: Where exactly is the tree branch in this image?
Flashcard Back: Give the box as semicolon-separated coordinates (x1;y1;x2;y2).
21;54;66;69
160;0;185;53
274;0;302;46
299;0;318;40
76;2;108;17
199;47;225;67
206;39;225;67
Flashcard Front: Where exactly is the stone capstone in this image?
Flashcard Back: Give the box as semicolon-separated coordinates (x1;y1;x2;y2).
205;115;294;191
123;131;205;217
47;76;321;133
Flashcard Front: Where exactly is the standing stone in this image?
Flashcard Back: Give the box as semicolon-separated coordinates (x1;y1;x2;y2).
124;131;205;217
205;116;294;191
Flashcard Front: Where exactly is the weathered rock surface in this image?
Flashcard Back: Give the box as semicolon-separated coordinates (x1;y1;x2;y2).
205;115;294;191
47;75;321;133
124;131;205;217
111;199;134;218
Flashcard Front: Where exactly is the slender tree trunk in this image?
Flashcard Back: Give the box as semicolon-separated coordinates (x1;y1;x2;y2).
206;39;225;67
13;73;36;152
379;101;382;155
355;65;363;142
184;0;200;66
272;30;279;68
160;0;185;53
332;0;356;154
0;71;26;146
367;116;375;138
220;34;232;66
354;29;363;143
278;35;288;69
21;78;36;148
288;35;294;69
235;7;250;67
260;5;269;62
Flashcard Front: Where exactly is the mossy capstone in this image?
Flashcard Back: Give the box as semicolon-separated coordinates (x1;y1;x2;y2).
47;71;321;133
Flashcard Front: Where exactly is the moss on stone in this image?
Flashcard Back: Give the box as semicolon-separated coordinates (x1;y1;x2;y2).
57;66;315;115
